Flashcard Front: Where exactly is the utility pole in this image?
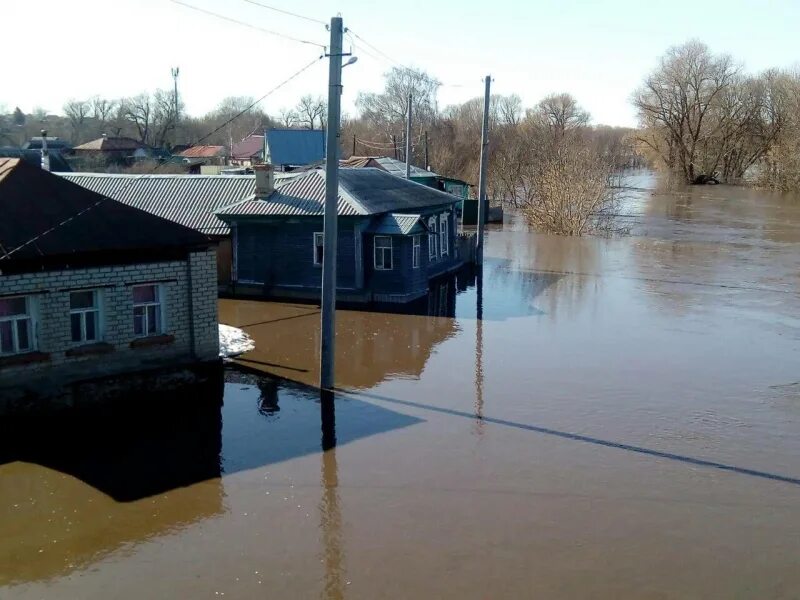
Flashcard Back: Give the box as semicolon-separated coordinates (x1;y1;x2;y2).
476;74;491;266
424;130;429;171
392;134;398;159
171;67;180;129
352;133;356;156
320;16;344;392
405;94;412;178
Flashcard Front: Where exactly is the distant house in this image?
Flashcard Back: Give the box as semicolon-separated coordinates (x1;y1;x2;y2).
60;172;256;284
178;145;228;166
341;155;473;198
216;165;462;303
0;159;219;414
0;147;71;172
231;134;265;166
72;136;155;164
22;136;73;153
265;128;325;171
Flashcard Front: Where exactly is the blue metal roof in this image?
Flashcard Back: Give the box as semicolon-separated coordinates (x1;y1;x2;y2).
265;128;325;167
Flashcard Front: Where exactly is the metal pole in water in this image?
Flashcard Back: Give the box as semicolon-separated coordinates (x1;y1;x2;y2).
476;74;491;266
320;16;344;391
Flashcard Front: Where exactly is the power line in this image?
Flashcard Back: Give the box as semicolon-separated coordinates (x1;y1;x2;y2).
347;29;479;90
1;56;323;262
169;0;325;48
238;0;326;25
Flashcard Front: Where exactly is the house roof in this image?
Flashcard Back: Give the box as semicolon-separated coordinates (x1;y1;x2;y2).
73;136;146;152
179;145;227;158
216;167;458;219
23;137;73;151
231;134;264;160
60;172;257;235
265;128;325;167
341;155;438;179
368;213;426;235
0;147;71;172
0;159;211;264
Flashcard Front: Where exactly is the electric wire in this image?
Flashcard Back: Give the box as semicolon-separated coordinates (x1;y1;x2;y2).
169;0;325;48
238;0;326;25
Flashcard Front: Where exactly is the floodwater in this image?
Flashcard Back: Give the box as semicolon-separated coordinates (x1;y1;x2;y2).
2;172;800;598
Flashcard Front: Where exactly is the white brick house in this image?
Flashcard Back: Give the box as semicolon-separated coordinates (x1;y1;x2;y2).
0;159;220;412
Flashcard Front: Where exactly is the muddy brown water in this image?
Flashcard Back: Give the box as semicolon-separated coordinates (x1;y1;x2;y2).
2;172;800;599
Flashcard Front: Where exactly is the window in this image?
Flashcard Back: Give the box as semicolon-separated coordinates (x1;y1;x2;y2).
0;296;33;355
440;213;449;257
374;236;393;270
313;232;324;265
133;285;163;337
70;290;101;344
412;235;421;269
428;217;438;260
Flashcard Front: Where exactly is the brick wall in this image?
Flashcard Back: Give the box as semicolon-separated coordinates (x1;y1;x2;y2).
0;248;219;390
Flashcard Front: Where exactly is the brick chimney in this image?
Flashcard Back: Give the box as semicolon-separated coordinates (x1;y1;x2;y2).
254;163;274;199
40;129;50;172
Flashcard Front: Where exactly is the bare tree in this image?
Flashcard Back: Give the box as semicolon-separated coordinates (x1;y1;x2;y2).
63;99;91;143
530;92;590;137
295;95;326;129
356;67;441;136
633;41;740;183
123;93;153;144
91;96;117;125
278;108;300;128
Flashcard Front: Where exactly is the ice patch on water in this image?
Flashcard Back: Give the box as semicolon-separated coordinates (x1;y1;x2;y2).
219;324;255;358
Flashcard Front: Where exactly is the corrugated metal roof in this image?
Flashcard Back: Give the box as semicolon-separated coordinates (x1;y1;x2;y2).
73;137;145;152
340;155;438;178
368;213;424;235
60;173;257;235
216;168;458;219
231;134;264;160
179;145;227;158
0;160;210;263
265;128;325;166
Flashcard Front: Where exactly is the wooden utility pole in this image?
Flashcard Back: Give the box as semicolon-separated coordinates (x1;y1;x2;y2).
320;16;344;391
476;75;491;266
405;94;412;178
352;134;356;156
392;134;398;159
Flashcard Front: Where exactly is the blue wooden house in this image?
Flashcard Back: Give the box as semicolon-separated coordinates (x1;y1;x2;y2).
216;166;462;303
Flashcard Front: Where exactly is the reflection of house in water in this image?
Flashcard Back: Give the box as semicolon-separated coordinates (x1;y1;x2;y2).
0;378;225;586
0;371;422;587
222;274;461;390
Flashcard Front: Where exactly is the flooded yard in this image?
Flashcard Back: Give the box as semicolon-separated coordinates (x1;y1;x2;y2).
2;173;800;598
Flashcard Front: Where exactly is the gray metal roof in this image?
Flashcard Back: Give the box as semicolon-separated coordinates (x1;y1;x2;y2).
59;173;258;235
373;156;437;178
368;213;425;235
216;168;458;219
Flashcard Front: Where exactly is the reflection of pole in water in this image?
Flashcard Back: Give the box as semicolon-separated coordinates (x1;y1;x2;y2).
474;269;485;435
319;390;345;599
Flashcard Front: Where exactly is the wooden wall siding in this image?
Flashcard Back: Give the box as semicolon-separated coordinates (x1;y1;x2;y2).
236;220;357;290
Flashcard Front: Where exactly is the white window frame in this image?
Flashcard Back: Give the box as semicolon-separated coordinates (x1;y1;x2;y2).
428;217;438;260
374;235;393;270
439;213;449;257
412;235;421;269
69;289;103;345
313;232;324;266
132;284;165;338
0;295;35;356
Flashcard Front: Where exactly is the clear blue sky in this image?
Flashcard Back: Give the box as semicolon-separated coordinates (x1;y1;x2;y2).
4;0;799;126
